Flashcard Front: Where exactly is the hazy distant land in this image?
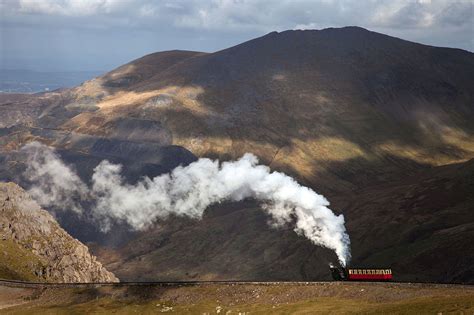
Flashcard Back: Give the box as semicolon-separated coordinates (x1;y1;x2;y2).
0;69;104;93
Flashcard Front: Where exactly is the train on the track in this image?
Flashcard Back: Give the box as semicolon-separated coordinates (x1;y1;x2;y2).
330;265;392;281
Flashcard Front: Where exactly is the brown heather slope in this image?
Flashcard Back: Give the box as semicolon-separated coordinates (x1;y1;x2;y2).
0;182;118;283
338;158;474;283
0;27;473;282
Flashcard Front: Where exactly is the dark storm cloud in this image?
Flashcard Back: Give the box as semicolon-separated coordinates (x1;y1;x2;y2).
1;0;472;71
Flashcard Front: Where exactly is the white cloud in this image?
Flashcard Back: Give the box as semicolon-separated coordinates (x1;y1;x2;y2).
4;0;471;31
13;0;139;16
371;0;474;29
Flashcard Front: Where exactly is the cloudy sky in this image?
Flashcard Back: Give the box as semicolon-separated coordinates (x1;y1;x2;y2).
1;0;472;71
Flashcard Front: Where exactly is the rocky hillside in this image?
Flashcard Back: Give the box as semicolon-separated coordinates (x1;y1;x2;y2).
0;182;118;283
0;27;473;282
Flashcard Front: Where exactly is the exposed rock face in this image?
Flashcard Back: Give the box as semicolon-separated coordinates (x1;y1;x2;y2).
0;182;118;283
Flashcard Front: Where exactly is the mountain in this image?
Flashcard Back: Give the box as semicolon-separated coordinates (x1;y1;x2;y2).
0;182;118;282
0;27;473;282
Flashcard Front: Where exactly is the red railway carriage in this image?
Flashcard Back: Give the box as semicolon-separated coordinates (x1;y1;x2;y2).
347;268;392;281
330;266;392;281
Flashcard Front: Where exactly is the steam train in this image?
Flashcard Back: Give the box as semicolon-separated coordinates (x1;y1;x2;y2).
330;266;392;281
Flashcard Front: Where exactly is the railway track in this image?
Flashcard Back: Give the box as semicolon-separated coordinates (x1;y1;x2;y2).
0;279;329;288
0;278;472;289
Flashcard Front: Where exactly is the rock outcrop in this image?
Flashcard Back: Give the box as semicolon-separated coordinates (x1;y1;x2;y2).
0;182;118;283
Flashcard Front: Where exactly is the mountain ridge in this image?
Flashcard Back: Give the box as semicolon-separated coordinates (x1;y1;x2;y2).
0;26;473;282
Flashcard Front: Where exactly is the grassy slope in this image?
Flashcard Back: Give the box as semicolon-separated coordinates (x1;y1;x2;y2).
0;240;44;282
12;296;474;314
2;283;474;314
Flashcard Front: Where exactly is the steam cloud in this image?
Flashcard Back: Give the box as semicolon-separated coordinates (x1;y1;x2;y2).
22;142;351;266
23;142;88;213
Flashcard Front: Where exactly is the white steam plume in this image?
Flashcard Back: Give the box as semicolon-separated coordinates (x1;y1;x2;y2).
22;142;351;266
22;142;88;213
